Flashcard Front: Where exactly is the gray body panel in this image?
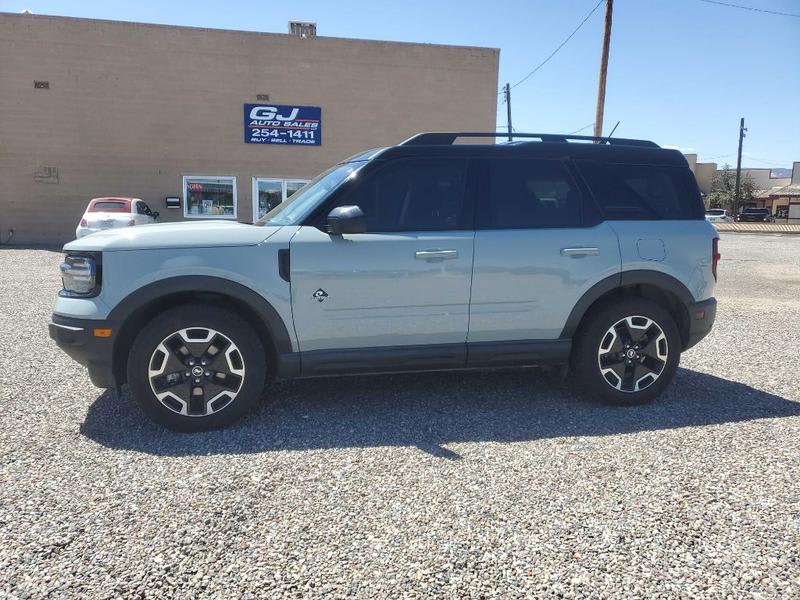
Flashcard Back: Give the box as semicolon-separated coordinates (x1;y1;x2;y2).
609;219;717;302
289;226;475;351
469;222;621;341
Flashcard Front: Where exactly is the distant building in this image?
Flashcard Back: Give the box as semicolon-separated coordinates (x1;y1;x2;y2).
755;163;800;219
685;154;799;216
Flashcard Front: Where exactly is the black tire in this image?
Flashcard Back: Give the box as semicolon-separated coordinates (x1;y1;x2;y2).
127;304;266;431
570;297;680;406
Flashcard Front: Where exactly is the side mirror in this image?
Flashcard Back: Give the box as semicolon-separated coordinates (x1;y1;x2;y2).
152;211;160;220
327;205;366;235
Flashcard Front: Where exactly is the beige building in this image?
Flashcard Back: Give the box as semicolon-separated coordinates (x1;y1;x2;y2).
685;153;799;215
0;13;499;244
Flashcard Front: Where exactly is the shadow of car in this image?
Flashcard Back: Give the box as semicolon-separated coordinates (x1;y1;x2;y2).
79;367;800;459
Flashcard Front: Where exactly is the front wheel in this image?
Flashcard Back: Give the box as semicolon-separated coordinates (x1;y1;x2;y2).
127;304;266;431
571;298;680;405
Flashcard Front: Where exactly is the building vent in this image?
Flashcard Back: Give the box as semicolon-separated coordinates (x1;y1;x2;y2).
289;21;316;38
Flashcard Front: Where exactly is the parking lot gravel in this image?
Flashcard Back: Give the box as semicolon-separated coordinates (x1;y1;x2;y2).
1;233;799;598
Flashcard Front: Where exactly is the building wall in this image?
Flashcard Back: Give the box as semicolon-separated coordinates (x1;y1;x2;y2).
0;13;499;244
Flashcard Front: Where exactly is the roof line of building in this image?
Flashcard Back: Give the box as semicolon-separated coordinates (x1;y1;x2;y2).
2;11;501;54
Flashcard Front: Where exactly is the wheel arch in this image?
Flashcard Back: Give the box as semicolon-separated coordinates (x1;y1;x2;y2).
108;276;294;384
561;270;694;350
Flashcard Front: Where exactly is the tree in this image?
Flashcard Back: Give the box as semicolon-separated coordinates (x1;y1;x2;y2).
706;164;757;214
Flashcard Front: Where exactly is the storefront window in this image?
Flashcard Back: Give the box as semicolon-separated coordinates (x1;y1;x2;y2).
252;177;309;221
183;176;237;219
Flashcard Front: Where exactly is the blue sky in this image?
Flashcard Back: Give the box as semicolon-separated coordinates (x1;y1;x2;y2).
3;0;799;168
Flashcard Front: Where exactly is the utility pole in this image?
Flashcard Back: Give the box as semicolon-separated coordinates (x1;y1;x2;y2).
734;117;746;214
504;83;513;142
593;0;613;139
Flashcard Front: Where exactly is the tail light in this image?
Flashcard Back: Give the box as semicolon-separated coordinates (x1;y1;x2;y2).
712;238;721;281
80;218;88;227
127;219;136;226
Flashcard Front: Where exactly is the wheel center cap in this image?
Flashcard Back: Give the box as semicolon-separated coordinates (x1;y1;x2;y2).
626;349;637;359
191;366;204;377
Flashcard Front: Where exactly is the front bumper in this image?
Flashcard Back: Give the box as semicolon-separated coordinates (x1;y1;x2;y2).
49;314;117;388
684;297;717;350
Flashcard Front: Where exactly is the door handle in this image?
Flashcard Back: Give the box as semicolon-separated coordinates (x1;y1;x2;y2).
415;249;459;261
560;247;600;257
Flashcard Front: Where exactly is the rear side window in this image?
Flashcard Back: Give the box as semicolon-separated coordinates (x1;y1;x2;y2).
479;158;580;229
576;161;703;220
328;158;468;232
90;201;127;212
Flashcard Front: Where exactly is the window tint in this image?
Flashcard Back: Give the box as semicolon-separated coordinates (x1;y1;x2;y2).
577;161;703;220
332;158;468;231
480;158;580;229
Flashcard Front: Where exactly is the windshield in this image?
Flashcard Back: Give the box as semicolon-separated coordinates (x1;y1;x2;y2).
257;162;365;226
706;210;724;215
743;208;767;213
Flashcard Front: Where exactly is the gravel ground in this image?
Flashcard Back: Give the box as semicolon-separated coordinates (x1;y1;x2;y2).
1;233;799;598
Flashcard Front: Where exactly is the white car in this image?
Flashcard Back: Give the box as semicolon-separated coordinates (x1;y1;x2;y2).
705;209;733;223
76;197;159;238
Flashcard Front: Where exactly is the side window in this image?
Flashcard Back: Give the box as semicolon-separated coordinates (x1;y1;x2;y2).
576;161;703;220
137;201;151;215
330;158;468;232
479;158;580;229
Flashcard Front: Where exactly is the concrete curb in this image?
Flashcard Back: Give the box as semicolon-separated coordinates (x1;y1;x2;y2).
714;223;800;234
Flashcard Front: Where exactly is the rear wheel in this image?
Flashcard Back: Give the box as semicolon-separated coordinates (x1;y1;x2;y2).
571;298;680;405
127;304;266;431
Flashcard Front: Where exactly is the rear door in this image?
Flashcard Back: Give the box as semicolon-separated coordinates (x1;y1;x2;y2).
468;157;621;351
289;157;475;368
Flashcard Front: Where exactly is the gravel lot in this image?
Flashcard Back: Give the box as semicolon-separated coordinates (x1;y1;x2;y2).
1;233;799;598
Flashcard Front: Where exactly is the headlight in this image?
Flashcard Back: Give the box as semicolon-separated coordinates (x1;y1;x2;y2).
59;253;102;297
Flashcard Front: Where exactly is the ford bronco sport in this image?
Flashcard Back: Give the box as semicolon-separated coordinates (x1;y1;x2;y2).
50;132;719;431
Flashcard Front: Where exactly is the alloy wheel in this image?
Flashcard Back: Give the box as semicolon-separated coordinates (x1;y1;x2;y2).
148;327;245;416
597;315;668;393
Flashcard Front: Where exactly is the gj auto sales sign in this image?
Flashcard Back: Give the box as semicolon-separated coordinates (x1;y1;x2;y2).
244;104;321;146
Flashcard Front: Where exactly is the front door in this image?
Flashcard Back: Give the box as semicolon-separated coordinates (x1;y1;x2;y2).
289;157;475;370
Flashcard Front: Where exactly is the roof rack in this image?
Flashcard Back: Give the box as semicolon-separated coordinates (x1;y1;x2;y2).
399;132;659;148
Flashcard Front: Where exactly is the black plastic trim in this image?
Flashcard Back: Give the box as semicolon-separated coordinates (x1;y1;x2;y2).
49;314;116;387
685;297;717;350
298;339;572;378
278;249;290;282
301;343;466;377
467;339;571;366
107;276;294;355
559;270;696;340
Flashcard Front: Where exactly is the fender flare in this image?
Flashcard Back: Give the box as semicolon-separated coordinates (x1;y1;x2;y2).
559;269;694;339
107;275;293;355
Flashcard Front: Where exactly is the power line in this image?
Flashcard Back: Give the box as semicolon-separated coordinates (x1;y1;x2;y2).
698;0;800;18
742;155;794;167
508;0;605;90
568;122;595;135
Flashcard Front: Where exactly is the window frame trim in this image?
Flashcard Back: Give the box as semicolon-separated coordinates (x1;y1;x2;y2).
183;175;238;220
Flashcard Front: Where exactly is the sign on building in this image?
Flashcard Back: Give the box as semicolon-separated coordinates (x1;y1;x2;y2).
243;104;322;146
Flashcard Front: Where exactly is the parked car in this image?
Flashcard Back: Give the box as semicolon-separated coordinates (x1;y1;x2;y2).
76;197;159;238
705;208;733;223
735;207;773;223
50;132;718;431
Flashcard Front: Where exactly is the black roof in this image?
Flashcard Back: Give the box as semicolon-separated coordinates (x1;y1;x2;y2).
355;131;688;167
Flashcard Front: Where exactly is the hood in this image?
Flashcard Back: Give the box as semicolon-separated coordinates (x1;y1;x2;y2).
64;220;282;252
